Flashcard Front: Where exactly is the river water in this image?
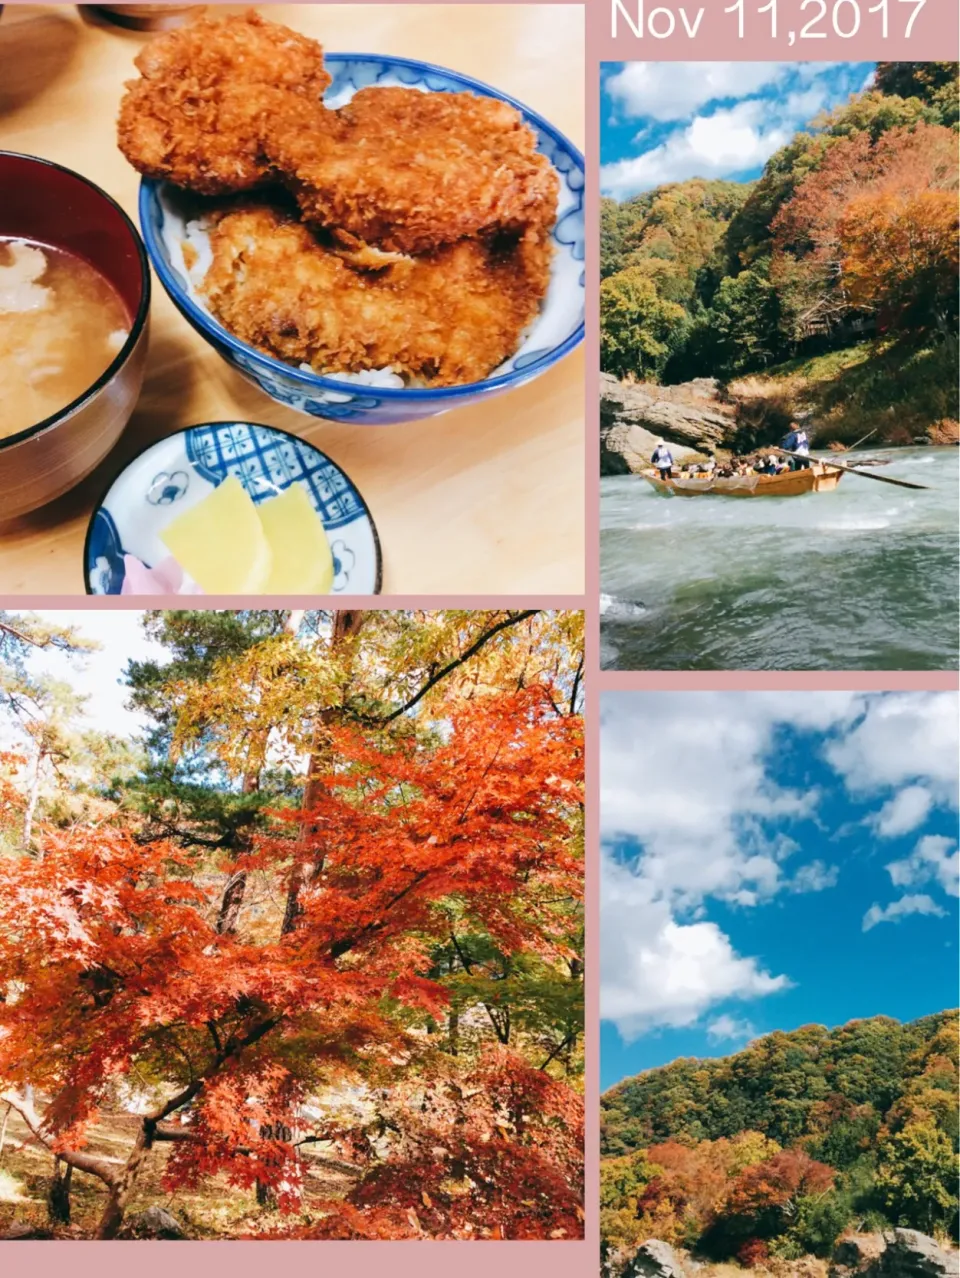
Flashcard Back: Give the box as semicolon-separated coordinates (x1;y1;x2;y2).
601;449;959;671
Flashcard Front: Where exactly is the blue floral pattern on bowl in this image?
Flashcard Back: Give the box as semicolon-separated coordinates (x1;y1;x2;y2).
85;422;381;595
139;53;584;427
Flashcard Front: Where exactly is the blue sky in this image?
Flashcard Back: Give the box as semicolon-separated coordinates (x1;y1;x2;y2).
601;61;876;200
601;692;960;1092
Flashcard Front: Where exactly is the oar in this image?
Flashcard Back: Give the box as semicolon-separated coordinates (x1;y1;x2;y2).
838;427;878;453
772;448;930;491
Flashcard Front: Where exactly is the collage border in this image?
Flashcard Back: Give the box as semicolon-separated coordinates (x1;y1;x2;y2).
3;0;960;1273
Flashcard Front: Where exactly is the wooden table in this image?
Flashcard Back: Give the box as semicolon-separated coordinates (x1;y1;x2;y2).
0;3;585;595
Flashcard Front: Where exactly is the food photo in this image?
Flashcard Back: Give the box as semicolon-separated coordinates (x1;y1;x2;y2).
0;3;585;594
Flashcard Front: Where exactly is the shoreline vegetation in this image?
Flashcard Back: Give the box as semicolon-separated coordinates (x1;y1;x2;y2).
600;63;959;464
600;1012;959;1277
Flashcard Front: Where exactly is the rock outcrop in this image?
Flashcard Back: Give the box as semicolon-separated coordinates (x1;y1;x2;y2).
879;1230;960;1277
830;1230;959;1278
117;1206;187;1240
625;1239;689;1278
600;373;735;475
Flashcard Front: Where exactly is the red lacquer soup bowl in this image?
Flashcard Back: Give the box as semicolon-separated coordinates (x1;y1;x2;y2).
0;152;150;519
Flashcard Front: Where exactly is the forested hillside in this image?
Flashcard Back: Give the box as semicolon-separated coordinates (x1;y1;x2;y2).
600;63;959;445
601;1012;959;1269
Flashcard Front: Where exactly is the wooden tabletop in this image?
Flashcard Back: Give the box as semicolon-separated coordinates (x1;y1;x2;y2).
0;3;585;596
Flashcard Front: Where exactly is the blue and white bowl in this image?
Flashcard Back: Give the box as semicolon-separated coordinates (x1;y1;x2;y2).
85;421;381;595
139;53;585;427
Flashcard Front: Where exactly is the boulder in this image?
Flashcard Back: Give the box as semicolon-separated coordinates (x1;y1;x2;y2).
117;1206;187;1240
600;372;734;474
878;1229;960;1277
0;1222;56;1239
834;1236;878;1269
625;1238;688;1278
830;1234;887;1276
831;1230;960;1278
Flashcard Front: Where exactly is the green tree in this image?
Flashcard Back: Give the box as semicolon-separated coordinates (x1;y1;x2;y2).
876;1121;959;1234
600;269;688;380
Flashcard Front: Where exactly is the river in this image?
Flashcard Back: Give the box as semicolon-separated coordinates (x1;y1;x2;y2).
600;449;959;671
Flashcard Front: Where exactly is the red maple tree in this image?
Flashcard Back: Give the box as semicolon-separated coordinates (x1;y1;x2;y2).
0;685;583;1238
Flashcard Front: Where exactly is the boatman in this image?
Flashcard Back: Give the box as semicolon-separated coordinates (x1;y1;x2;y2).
651;440;674;480
782;422;811;470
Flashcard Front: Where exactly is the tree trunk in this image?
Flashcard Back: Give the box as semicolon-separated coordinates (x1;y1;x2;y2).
281;610;367;936
94;1120;154;1240
47;1158;73;1224
22;746;44;850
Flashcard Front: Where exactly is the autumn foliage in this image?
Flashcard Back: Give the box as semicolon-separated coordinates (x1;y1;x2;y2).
601;1013;959;1272
0;610;584;1240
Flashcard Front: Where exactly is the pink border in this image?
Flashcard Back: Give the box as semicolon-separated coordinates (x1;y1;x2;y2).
1;2;959;1272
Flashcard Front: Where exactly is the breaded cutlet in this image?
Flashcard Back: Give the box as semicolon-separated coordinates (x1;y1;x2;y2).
268;86;560;255
199;202;553;387
117;10;334;196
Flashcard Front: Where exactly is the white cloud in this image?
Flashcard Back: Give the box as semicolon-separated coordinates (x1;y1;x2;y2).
875;785;934;838
600;691;859;1037
887;835;959;899
602;99;792;198
601;61;868;198
605;61;791;123
826;693;959;806
601;691;958;1041
602;856;789;1040
789;860;839;893
707;1014;756;1044
601;691;858;910
862;894;947;932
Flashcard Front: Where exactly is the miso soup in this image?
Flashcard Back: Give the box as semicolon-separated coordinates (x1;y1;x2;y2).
0;238;131;441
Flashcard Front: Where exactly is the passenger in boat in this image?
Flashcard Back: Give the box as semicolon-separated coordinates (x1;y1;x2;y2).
651;440;674;480
761;454;781;475
783;423;811;470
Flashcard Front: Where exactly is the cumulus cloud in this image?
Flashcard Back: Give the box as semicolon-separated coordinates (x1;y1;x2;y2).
601;692;958;1042
602;856;789;1040
886;835;959;899
602;100;792;198
874;785;934;838
605;61;791;123
600;692;856;1038
862;894;947;932
707;1015;756;1044
601;691;858;909
826;693;960;805
601;61;868;198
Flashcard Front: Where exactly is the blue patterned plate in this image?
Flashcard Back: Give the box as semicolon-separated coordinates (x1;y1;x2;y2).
139;53;584;426
84;422;381;595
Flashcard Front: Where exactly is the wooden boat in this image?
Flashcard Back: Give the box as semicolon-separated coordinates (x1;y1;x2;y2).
642;463;843;498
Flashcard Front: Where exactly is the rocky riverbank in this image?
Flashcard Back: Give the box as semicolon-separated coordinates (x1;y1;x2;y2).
600;356;960;478
600;374;733;476
614;1230;959;1278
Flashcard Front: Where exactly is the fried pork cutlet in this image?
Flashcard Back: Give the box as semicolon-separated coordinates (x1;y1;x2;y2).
117;11;334;196
199;204;553;387
269;86;560;255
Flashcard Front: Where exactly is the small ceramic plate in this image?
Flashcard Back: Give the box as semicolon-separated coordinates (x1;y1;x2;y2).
85;421;382;595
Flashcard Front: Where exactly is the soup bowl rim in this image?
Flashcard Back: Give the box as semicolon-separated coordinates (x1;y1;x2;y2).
0;149;151;452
